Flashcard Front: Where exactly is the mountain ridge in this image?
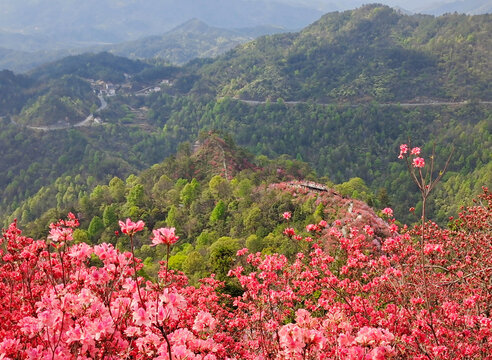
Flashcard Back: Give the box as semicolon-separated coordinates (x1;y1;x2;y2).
188;4;491;102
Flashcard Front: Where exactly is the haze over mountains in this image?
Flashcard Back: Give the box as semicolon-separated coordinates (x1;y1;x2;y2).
0;0;322;51
0;0;490;73
0;20;285;73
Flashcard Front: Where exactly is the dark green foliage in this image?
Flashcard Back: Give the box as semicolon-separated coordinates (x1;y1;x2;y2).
16;75;99;126
88;215;104;240
0;70;33;114
28;52;148;83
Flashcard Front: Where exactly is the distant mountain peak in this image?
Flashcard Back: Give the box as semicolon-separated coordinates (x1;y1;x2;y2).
170;18;214;34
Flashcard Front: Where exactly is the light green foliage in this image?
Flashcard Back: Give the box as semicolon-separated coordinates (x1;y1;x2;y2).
180;178;200;206
209;237;240;280
313;202;324;222
243;206;262;232
210;200;226;223
234;178;253;199
109;177;126;202
246;234;264;253
88;215;104;240
90;185;110;207
139;245;154;260
335;177;371;202
166;205;178;228
102;204;118;228
127;184;145;207
196;230;217;249
168;253;187;270
183;251;207;278
142;257;159;279
73;229;90;244
209;175;231;200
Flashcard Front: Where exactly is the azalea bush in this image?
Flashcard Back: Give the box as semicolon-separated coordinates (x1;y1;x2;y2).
0;147;490;359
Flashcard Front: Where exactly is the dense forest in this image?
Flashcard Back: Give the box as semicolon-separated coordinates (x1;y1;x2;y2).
188;5;491;102
1;4;490;230
6;133;394;284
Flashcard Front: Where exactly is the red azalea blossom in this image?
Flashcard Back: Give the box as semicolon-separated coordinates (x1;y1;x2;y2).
283;227;296;236
282;211;292;220
48;227;73;243
306;223;319;232
0;144;489;360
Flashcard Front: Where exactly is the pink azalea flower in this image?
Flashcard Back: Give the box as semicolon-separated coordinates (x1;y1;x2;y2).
306;224;319;232
410;147;421;155
118;218;145;235
381;208;393;217
48;227;73;243
412;157;425;168
283;227;296;237
363;225;374;236
400;144;409;154
338;333;354;347
282;211;292;220
133;307;150;327
236;248;249;256
398;144;409;158
151;227;179;246
192;311;216;332
424;243;443;255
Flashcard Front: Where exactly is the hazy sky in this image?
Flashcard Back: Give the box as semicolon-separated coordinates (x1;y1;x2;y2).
0;0;488;52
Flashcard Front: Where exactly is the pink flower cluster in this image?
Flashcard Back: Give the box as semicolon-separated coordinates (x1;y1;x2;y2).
381;207;393;217
0;188;490;359
412;157;425;168
398;144;426;168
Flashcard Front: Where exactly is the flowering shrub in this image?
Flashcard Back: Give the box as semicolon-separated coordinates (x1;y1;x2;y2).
0;186;491;359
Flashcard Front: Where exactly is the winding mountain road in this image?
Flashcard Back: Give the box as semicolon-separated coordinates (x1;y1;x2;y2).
237;99;492;107
8;93;491;132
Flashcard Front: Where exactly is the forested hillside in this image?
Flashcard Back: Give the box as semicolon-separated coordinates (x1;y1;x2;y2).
7;133;394;284
188;5;491;102
142;96;491;223
1;5;490;228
